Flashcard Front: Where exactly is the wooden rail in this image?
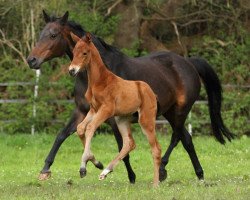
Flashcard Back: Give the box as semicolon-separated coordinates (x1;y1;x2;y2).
0;82;249;128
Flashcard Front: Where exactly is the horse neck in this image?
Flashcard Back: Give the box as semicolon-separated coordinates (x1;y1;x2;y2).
63;25;84;60
93;40;126;71
87;45;110;87
64;23;125;71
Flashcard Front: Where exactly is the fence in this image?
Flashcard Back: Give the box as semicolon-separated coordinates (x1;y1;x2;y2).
1;80;249;134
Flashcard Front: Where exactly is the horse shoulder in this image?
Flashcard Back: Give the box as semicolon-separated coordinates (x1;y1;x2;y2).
85;88;92;104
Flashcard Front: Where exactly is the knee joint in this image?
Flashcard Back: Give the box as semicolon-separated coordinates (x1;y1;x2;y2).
130;141;136;150
86;123;95;133
77;124;85;136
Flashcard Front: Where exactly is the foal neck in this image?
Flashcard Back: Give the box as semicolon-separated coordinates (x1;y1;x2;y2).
87;44;111;87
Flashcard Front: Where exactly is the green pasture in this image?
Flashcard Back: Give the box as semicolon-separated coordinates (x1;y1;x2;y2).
0;132;249;200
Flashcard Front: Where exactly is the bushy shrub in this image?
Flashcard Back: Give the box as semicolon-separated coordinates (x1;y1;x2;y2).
188;31;250;136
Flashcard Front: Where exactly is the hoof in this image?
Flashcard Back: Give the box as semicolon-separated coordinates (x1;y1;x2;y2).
196;170;204;180
128;171;136;184
99;168;112;180
153;182;159;188
79;168;87;178
95;161;104;170
159;168;167;182
99;174;107;181
38;171;51;181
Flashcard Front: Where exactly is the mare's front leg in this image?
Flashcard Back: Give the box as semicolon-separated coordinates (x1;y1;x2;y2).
79;106;114;178
39;108;84;181
99;117;136;180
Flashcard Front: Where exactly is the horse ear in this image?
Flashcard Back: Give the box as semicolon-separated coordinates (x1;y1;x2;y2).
84;32;92;44
60;11;69;25
42;10;50;23
70;32;80;43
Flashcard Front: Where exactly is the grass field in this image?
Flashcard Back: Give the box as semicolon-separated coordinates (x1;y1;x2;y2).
0;132;249;200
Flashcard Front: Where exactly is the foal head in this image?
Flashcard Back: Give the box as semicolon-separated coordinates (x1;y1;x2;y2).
68;32;93;77
27;10;69;69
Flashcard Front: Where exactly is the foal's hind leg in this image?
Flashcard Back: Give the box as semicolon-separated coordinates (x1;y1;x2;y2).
139;111;161;186
106;118;136;183
99;117;136;180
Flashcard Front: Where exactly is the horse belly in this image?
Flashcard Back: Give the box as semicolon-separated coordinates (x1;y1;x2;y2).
114;91;141;116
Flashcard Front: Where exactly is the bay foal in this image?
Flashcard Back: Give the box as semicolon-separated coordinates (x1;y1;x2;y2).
69;32;161;186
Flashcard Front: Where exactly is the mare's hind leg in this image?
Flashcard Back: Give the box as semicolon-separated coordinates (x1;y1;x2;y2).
180;127;204;180
160;110;204;181
99;117;136;180
159;131;180;182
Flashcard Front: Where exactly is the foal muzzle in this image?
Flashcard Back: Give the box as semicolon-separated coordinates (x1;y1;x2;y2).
69;65;80;77
69;68;77;77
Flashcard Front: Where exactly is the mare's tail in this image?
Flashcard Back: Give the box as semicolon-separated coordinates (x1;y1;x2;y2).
188;57;235;144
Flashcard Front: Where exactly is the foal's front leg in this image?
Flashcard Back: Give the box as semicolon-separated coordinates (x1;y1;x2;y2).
77;108;104;177
80;106;114;178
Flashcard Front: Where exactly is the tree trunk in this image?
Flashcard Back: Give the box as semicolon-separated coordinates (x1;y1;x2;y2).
113;0;143;49
139;0;186;53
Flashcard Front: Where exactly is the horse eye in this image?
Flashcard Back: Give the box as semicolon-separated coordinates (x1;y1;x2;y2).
50;34;57;39
83;52;87;56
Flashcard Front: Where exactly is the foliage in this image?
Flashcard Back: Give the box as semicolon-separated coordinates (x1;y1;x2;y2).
121;40;148;57
0;0;119;134
0;133;249;199
0;0;249;135
188;30;250;136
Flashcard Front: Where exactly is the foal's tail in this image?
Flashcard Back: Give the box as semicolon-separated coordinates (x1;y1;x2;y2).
188;57;235;144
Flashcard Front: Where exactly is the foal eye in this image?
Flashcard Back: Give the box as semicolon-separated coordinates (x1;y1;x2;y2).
83;52;87;56
50;34;57;39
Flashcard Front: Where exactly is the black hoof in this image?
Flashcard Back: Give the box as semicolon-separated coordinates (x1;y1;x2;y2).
159;168;167;182
128;171;136;184
196;169;204;180
79;168;87;178
95;161;104;170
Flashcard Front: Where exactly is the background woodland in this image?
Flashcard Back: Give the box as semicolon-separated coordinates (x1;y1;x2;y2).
0;0;249;135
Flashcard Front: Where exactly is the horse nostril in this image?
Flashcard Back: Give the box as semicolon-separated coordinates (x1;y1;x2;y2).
69;69;75;76
27;57;37;65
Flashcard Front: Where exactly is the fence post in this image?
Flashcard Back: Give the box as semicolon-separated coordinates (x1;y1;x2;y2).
188;111;192;135
31;69;40;135
30;7;38;135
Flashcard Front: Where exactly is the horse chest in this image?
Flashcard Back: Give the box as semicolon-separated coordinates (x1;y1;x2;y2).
85;89;102;112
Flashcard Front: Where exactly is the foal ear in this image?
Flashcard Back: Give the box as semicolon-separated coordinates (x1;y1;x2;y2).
42;10;50;23
84;32;92;44
70;32;81;43
60;11;69;25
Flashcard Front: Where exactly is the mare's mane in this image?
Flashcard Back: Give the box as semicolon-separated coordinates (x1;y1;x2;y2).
66;20;124;57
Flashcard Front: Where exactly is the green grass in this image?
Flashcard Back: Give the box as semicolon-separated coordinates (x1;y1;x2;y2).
0;132;249;200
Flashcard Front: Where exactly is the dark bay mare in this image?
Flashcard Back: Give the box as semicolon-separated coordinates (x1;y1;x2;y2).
27;11;234;183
